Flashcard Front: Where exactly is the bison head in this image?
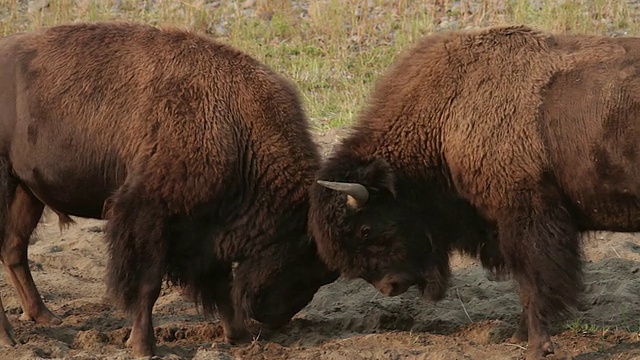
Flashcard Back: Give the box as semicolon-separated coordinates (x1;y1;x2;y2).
309;157;454;301
233;236;339;328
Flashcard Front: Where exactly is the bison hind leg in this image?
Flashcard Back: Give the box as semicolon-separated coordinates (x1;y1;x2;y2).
0;161;61;343
104;184;169;358
0;296;16;347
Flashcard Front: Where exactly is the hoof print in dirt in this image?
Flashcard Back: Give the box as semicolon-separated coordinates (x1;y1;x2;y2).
73;329;109;349
84;226;105;234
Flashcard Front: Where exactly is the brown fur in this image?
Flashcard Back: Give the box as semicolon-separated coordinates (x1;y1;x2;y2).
309;25;640;360
0;22;337;357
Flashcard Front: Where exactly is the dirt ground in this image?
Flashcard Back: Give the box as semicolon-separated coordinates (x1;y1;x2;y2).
0;128;638;360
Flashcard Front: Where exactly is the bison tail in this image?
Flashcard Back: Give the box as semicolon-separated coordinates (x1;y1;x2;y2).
104;183;169;315
499;198;584;322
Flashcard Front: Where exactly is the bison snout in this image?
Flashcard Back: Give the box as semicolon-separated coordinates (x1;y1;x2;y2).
374;274;412;296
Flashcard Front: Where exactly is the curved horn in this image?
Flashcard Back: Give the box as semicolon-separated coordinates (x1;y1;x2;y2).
317;180;369;207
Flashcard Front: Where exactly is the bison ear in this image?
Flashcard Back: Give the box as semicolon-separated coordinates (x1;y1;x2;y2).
362;158;396;197
316;180;370;209
346;195;362;209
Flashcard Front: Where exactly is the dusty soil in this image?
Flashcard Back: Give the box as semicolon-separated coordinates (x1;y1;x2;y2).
0;128;638;360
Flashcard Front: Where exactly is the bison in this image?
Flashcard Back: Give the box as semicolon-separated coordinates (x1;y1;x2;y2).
0;22;337;357
309;25;640;359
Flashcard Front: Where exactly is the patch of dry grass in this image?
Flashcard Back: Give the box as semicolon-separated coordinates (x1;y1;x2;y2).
2;0;639;129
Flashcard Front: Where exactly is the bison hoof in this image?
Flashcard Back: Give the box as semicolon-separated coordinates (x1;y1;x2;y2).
0;330;17;348
19;310;62;325
509;327;528;343
261;322;285;332
377;280;410;297
224;329;252;345
525;341;555;360
484;269;509;282
509;334;527;344
125;336;156;359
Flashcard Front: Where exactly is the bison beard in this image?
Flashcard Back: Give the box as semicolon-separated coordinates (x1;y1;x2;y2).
309;25;640;360
0;22;337;357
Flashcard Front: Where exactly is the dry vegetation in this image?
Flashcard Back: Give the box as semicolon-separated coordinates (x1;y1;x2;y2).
2;0;640;129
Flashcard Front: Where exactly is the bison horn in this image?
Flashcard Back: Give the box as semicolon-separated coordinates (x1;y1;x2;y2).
317;180;369;208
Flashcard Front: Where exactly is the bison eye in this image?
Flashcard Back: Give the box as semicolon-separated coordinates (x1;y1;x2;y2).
360;225;370;238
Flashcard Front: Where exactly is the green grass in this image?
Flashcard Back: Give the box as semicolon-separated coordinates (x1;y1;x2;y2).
2;0;640;130
565;317;640;336
566;320;611;335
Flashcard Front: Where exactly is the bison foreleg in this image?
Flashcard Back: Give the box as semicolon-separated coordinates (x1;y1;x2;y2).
499;197;583;360
517;281;556;359
0;183;61;327
212;272;251;344
509;307;529;343
124;278;162;358
105;184;168;358
185;262;251;344
0;162;17;347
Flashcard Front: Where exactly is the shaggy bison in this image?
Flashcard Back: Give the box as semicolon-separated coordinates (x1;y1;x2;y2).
309;25;640;359
0;22;337;357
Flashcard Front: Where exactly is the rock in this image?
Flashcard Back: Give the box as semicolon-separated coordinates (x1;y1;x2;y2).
28;0;50;13
192;349;233;360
